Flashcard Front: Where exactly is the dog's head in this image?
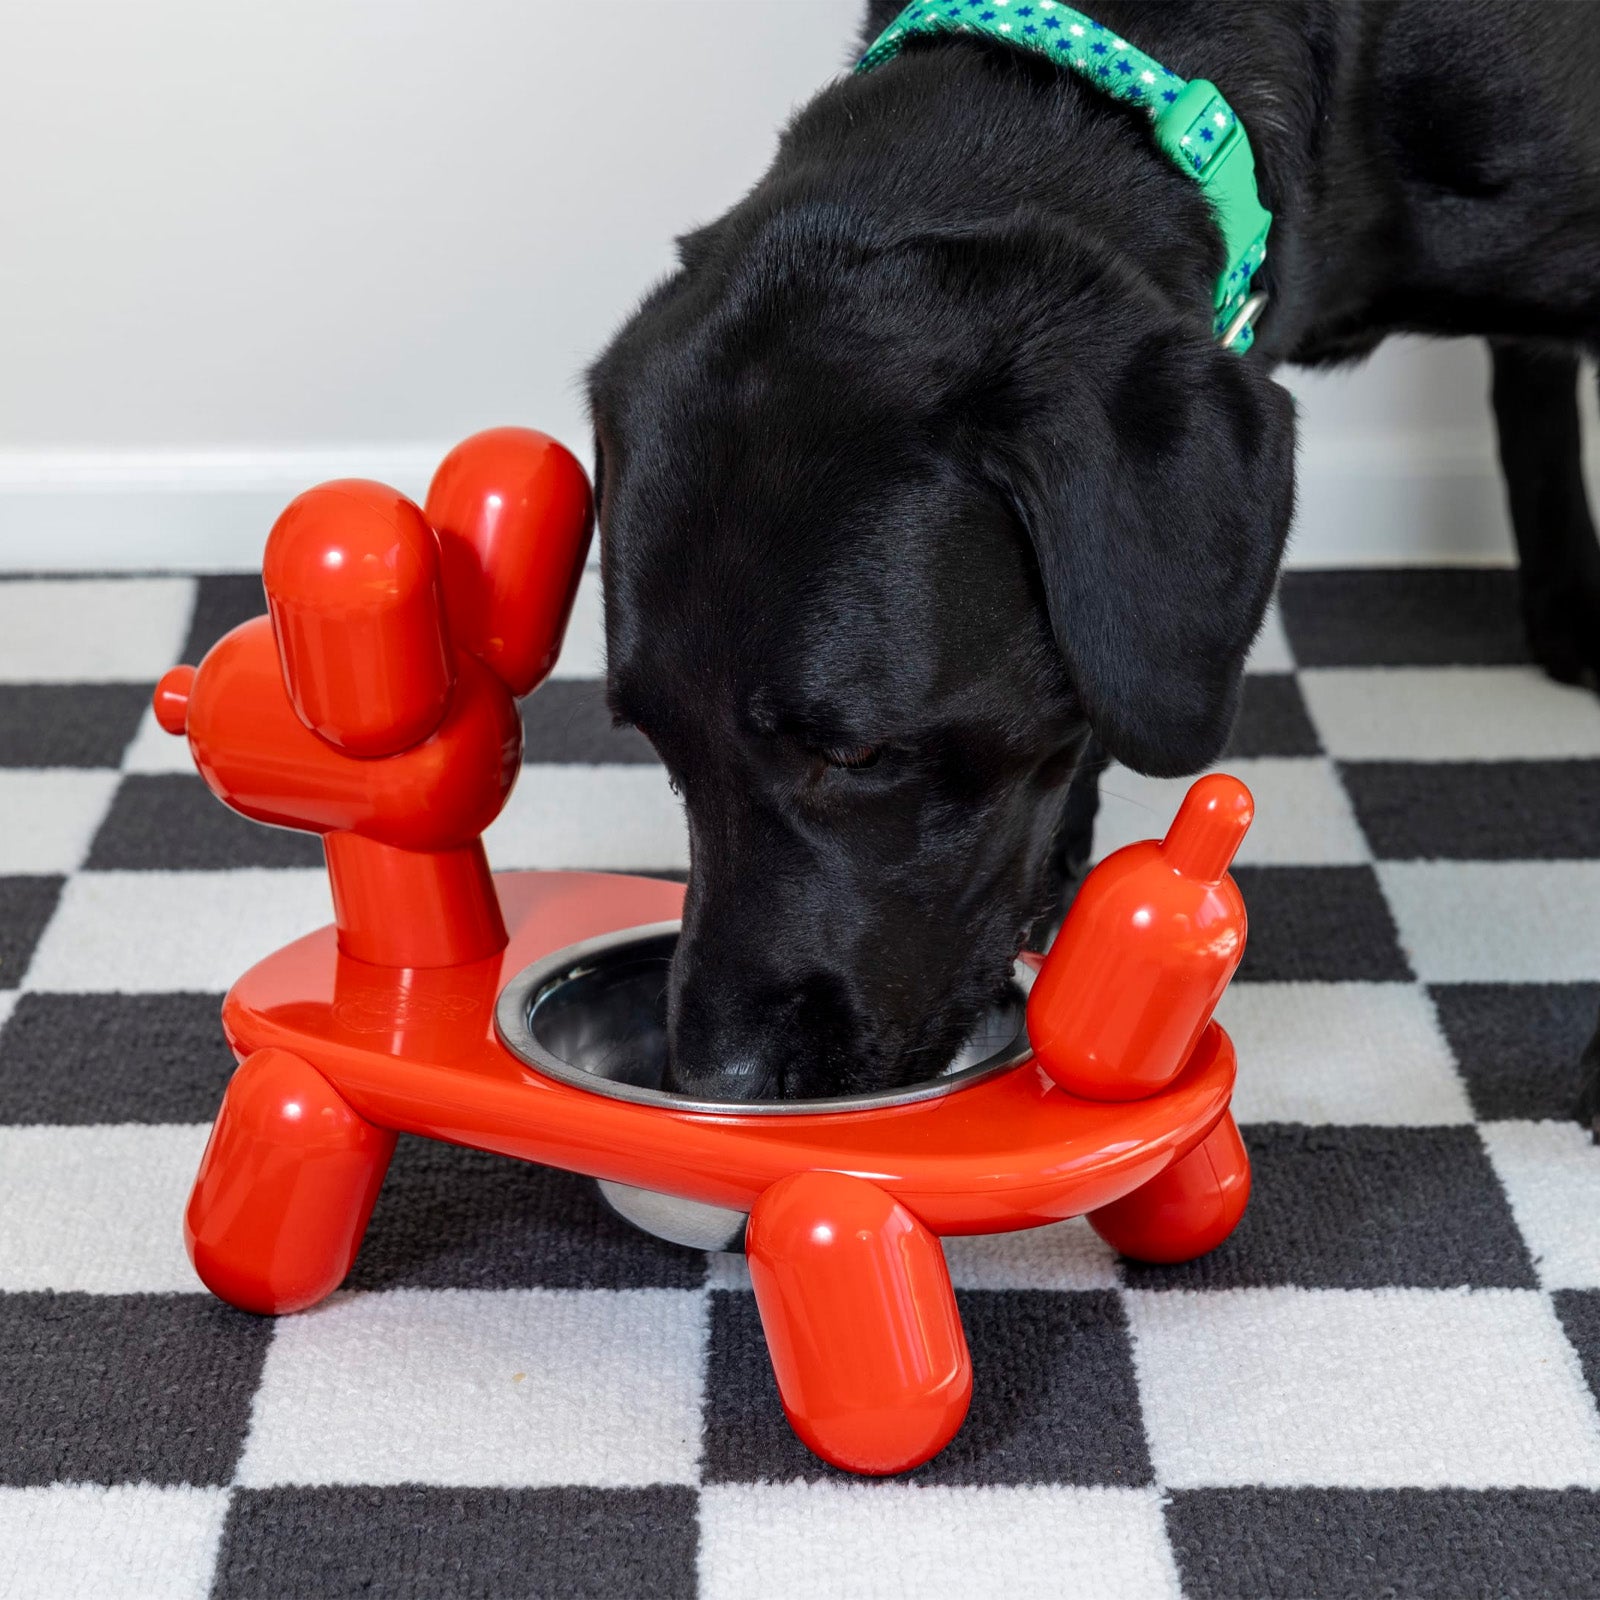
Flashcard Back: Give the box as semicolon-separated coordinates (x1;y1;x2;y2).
588;208;1294;1099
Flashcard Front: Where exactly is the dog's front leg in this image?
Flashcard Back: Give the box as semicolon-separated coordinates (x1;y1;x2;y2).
1490;340;1600;1133
1578;1012;1600;1141
1489;339;1600;690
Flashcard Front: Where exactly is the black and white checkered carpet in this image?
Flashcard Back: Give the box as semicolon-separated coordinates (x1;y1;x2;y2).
2;566;1599;1599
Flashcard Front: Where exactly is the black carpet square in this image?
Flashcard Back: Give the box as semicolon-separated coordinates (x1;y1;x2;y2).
0;991;232;1123
0;874;64;990
521;680;658;764
701;1288;1150;1487
345;1136;707;1292
1342;760;1600;860
1122;1125;1535;1290
1232;866;1412;982
213;1485;698;1600
0;1291;271;1485
1432;982;1600;1122
1166;1487;1600;1600
1554;1290;1600;1410
0;683;152;768
182;574;265;664
86;773;323;869
1222;674;1322;759
1277;568;1529;667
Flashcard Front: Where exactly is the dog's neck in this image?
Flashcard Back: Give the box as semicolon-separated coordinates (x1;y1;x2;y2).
856;4;1274;351
764;0;1395;365
743;0;1589;367
768;48;1225;332
833;0;1600;361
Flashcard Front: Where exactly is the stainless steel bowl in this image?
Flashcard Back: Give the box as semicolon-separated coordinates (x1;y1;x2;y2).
495;923;1037;1251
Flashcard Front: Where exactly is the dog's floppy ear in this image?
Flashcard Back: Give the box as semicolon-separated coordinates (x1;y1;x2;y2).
985;308;1296;778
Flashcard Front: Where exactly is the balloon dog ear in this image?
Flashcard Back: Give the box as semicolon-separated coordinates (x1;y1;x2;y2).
426;428;595;700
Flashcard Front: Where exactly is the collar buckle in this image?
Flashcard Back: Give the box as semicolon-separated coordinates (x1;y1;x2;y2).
1152;79;1273;349
1219;292;1270;351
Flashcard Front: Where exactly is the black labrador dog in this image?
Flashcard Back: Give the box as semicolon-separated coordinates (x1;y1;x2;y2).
587;0;1600;1115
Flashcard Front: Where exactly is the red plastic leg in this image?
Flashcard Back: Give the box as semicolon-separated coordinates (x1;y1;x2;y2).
185;1048;395;1314
1087;1110;1251;1265
322;832;506;968
746;1171;971;1476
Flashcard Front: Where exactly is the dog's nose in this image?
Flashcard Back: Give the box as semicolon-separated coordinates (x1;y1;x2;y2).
664;1052;779;1103
665;967;791;1102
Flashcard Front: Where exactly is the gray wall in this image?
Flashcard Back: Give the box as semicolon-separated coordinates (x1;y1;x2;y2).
1;0;1567;570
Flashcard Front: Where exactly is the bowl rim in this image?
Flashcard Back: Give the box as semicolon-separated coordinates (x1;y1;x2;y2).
494;920;1038;1116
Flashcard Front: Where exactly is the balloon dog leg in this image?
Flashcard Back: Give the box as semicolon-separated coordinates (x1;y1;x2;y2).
1087;1110;1251;1265
746;1170;971;1475
185;1048;396;1314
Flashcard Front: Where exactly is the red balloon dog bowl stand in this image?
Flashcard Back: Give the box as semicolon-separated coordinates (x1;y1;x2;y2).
154;427;1255;1478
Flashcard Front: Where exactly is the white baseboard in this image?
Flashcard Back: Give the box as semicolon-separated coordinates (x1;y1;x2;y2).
0;432;1543;573
0;447;448;573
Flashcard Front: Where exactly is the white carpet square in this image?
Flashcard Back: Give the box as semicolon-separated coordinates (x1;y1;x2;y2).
1094;758;1368;866
1377;862;1600;982
0;770;120;872
1127;1286;1600;1488
236;1287;708;1488
704;1252;755;1291
487;764;689;870
1218;982;1473;1125
121;704;201;774
705;1221;1121;1294
1300;667;1600;760
0;579;194;684
22;868;333;992
941;1218;1121;1291
0;1124;208;1292
697;1483;1181;1600
0;1484;228;1600
1481;1120;1600;1290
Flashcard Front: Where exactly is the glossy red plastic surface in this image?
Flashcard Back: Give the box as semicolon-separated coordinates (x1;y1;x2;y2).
153;663;195;735
160;427;1257;1479
1026;773;1253;1100
182;618;520;851
1088;1109;1251;1263
185;1047;395;1314
217;869;1238;1232
323;835;506;969
264;481;454;758
426;427;595;697
747;1171;971;1475
155;431;587;969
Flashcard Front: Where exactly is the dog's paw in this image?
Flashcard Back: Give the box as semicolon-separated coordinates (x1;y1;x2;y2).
1524;579;1600;691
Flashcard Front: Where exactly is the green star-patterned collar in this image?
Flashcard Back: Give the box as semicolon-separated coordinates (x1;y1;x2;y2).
858;0;1272;352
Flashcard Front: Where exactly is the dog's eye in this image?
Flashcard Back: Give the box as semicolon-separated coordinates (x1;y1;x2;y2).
821;744;883;771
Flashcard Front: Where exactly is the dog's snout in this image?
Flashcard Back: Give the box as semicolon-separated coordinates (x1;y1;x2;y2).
665;941;849;1102
664;1051;779;1103
664;980;786;1101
